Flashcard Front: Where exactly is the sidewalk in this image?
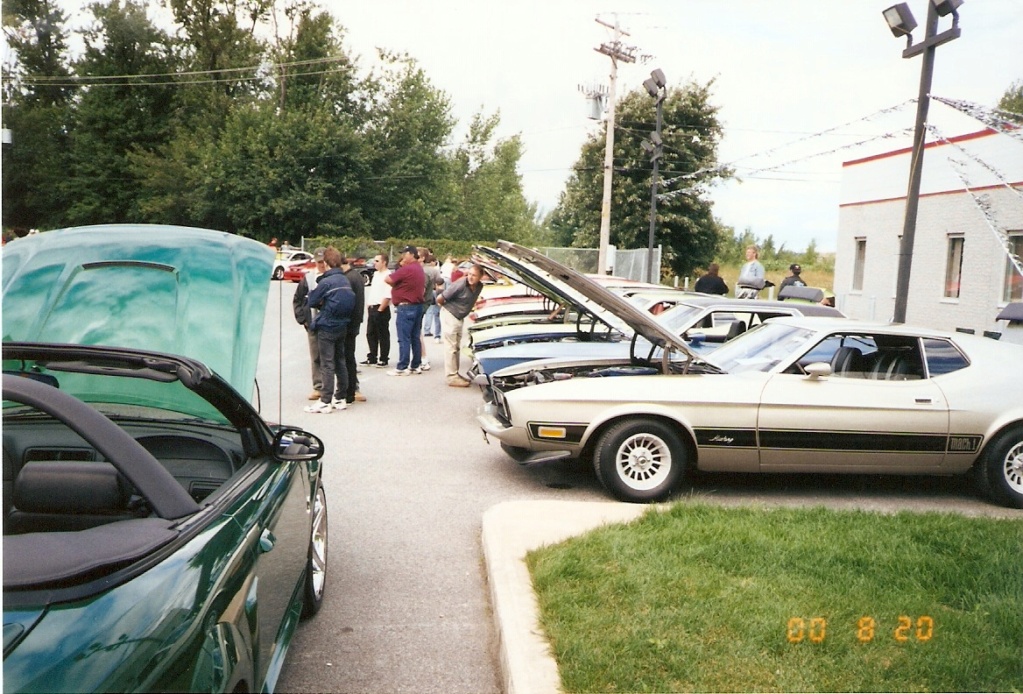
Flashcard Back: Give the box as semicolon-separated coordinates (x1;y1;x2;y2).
481;500;650;694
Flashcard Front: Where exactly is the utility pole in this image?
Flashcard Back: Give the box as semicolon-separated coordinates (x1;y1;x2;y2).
594;16;637;275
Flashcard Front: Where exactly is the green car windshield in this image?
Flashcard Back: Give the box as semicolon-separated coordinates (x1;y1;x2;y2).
2;363;229;424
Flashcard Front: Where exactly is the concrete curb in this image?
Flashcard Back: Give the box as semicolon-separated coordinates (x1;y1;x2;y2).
481;500;650;694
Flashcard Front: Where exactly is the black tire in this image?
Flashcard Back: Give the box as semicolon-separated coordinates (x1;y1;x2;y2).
982;426;1023;509
272;266;284;280
301;482;328;618
592;418;687;503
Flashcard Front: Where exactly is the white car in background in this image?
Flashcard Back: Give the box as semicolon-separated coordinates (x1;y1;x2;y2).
272;249;313;280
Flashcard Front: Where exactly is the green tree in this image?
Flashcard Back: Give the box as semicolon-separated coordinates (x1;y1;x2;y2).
2;0;75;229
359;51;457;238
196;102;368;239
548;79;729;277
444;111;543;244
61;0;179;225
166;0;269;129
998;80;1022;122
271;6;360;116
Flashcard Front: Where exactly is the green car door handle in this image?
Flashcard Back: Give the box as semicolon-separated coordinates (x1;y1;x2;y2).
259;529;276;553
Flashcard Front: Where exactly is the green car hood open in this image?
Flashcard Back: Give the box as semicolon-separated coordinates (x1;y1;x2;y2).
2;225;273;410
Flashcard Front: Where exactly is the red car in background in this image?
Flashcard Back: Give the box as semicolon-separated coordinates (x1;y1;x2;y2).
283;258;374;285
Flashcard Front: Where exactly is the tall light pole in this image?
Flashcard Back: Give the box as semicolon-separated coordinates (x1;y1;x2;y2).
883;0;963;323
642;69;667;284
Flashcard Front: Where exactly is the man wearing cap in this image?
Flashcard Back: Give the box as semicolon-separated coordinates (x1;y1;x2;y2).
384;245;426;375
779;263;807;296
293;247;327;400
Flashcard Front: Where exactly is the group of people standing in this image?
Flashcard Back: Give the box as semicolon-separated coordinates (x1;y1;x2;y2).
294;244;488;413
693;244;806;299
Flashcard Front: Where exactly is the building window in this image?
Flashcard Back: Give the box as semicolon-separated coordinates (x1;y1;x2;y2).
944;236;964;299
1004;232;1023;303
852;238;866;291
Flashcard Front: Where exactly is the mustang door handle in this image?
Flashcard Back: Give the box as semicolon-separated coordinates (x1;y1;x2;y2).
259;529;276;553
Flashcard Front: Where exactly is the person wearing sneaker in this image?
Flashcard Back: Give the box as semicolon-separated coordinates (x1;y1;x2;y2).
385;245;425;376
341;255;366;404
293;247;327;400
436;263;486;388
363;253;391;368
303;247;356;413
417;249;441;373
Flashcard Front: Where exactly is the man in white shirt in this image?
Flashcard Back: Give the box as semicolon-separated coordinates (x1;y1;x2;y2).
361;253;392;367
736;245;766;299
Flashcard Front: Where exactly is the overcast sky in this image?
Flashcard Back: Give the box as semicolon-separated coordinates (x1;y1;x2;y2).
327;0;1022;253
48;0;1022;253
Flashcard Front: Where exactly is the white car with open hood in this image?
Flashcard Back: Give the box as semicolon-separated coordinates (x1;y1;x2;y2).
476;242;1023;508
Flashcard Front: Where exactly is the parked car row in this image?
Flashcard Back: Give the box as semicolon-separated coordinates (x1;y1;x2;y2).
469;241;1023;509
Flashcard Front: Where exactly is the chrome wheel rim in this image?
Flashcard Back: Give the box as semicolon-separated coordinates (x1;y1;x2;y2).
1002;441;1023;494
309;486;328;599
615;432;672;491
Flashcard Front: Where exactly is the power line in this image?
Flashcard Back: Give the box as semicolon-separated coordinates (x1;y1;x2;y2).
14;55;352;88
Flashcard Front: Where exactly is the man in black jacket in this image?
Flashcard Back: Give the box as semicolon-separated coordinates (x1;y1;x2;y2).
304;247;356;413
341;255;367;404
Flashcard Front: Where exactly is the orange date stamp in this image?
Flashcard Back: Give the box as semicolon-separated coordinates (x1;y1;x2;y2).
787;616;934;643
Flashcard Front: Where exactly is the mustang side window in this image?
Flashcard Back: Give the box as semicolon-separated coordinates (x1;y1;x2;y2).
922;338;970;376
791;335;877;377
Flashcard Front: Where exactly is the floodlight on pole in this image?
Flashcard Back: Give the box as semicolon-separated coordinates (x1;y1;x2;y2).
885;0;963;324
883;3;917;37
643;68;667;284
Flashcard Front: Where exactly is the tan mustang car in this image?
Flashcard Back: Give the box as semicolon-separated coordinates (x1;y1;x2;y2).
477;245;1023;508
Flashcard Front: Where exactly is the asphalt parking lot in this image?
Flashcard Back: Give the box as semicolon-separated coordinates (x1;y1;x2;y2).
257;283;1018;693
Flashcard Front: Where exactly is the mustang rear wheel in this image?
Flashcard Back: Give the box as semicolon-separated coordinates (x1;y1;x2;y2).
272;266;284;280
983;426;1023;509
302;482;328;618
593;418;686;503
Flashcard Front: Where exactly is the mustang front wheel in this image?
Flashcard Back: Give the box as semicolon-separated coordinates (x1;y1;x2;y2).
302;482;328;618
593;418;686;503
983;426;1023;509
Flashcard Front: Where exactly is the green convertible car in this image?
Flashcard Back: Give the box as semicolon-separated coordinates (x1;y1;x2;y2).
2;226;328;692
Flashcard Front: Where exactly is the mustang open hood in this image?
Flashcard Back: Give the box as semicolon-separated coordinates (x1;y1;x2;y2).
2;225;273;401
477;241;696;359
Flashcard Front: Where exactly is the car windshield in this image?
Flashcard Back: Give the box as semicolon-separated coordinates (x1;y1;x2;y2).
704;322;818;374
2;362;230;424
657;303;704;334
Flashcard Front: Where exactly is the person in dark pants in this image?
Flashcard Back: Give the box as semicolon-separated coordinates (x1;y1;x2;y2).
362;254;391;367
304;247;355;414
341;255;367;403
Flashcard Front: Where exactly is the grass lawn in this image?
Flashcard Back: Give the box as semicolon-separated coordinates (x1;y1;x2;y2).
527;503;1023;693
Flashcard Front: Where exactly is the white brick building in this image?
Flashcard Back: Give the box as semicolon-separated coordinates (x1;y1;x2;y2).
834;128;1023;340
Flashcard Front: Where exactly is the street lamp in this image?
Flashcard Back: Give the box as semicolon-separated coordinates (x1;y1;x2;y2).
642;68;666;284
884;0;962;323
